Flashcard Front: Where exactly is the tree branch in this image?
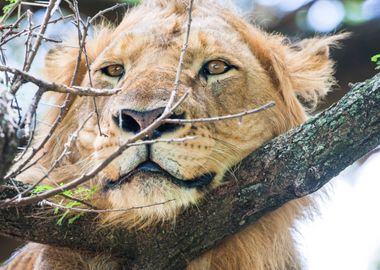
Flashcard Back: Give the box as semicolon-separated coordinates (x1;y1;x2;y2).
0;91;19;182
0;73;379;269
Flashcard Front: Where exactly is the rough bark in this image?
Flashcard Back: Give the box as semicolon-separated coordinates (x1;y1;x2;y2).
0;73;379;269
0;91;19;182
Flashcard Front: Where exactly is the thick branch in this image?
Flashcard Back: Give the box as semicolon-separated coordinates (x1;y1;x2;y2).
0;73;379;269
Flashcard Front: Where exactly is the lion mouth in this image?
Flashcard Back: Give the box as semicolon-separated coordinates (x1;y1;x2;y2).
105;161;215;190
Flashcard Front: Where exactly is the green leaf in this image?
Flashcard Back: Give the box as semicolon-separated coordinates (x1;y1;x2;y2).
68;214;82;224
62;189;73;197
371;54;380;63
371;54;380;70
32;184;54;194
33;184;99;225
1;0;18;16
65;201;81;208
56;210;70;226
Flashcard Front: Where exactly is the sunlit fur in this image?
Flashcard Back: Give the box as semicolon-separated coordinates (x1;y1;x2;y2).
3;0;346;269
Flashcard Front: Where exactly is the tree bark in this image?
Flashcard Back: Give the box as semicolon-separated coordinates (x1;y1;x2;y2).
0;90;19;182
0;73;379;269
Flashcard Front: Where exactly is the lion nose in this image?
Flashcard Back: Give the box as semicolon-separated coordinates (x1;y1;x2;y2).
113;107;184;138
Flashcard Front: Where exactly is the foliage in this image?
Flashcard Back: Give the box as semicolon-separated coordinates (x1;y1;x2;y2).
1;0;17;18
32;184;98;225
371;54;380;70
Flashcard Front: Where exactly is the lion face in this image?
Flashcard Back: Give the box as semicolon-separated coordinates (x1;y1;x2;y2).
36;1;340;227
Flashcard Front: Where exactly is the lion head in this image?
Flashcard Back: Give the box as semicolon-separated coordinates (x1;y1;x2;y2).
20;0;343;228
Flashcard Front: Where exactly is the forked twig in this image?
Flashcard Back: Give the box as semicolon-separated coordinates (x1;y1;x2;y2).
10;0;59;95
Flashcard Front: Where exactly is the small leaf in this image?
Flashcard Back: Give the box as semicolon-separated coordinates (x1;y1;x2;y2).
2;0;18;15
370;54;380;63
65;201;80;208
56;210;70;226
32;184;54;194
62;190;73;197
68;214;82;224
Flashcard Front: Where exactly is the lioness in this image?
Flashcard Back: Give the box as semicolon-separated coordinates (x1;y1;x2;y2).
2;0;344;269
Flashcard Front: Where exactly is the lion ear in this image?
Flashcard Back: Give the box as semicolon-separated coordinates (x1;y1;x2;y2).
284;33;349;109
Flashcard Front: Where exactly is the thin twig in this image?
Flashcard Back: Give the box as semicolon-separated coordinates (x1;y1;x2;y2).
3;113;94;205
164;0;194;114
124;136;196;147
89;3;129;24
10;0;59;95
11;150;47;177
59;193;99;210
39;199;175;213
7;96;72;176
22;10;34;71
0;65;121;96
0;11;27;43
164;101;276;124
68;0;105;136
0;15;74;47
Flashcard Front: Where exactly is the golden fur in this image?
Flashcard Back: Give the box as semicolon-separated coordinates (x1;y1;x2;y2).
2;1;345;269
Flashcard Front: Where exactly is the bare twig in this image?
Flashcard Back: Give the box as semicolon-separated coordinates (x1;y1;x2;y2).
0;65;121;96
0;15;74;47
10;0;59;95
2;113;94;206
89;3;129;24
123;136;196;147
22;10;34;71
7;96;72;177
164;0;194;114
39;199;175;213
0;11;27;43
59;193;99;210
164;101;276;124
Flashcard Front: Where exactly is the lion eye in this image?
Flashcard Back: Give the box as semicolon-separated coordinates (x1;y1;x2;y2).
101;64;125;78
203;60;231;76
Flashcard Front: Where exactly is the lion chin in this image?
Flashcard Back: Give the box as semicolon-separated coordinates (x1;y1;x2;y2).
100;161;216;229
5;0;346;269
